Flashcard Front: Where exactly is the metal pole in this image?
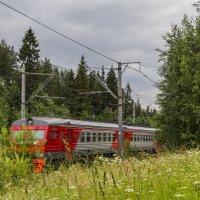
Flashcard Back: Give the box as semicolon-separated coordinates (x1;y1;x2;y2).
117;62;123;157
21;63;25;119
133;101;135;123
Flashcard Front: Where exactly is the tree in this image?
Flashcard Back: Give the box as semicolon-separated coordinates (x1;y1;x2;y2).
157;3;200;147
96;107;114;122
105;66;118;121
74;56;91;117
135;98;142;117
0;79;10;128
0;40;19;124
123;83;134;123
31;98;71;118
18;27;40;112
61;69;76;117
0;39;18;85
88;70;104;116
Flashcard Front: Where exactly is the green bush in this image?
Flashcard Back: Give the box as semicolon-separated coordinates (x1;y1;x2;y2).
0;127;33;190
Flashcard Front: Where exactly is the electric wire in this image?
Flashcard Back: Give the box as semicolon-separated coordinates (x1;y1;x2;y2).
0;1;118;63
126;66;158;86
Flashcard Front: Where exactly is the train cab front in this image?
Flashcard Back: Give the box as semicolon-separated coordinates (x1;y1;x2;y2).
11;117;48;172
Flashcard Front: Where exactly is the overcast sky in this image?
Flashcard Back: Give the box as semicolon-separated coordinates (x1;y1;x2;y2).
0;0;195;109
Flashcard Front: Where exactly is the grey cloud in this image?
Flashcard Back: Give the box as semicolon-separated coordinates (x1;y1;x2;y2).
0;0;195;108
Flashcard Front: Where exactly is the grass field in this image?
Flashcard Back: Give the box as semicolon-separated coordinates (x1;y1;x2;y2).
1;150;200;200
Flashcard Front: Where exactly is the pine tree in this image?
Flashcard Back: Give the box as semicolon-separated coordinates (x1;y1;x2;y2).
101;65;105;81
88;70;104;117
123;83;134;122
61;69;76;117
135;98;142;117
0;40;18;85
18;27;40;112
105;66;118;121
74;55;91;117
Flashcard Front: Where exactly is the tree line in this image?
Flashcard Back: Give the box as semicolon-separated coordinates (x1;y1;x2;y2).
0;28;156;129
2;1;200;148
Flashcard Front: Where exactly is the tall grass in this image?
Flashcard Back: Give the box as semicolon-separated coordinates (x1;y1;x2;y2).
1;127;200;199
1;149;200;199
0;127;33;190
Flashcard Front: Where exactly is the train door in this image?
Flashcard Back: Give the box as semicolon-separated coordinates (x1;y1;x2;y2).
46;127;61;152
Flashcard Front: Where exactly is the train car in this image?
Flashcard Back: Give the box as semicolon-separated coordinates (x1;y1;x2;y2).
11;117;157;172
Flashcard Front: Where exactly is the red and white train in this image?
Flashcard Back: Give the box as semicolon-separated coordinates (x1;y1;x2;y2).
11;117;158;172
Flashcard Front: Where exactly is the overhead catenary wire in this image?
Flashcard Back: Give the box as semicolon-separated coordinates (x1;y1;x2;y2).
135;94;156;103
126;66;158;87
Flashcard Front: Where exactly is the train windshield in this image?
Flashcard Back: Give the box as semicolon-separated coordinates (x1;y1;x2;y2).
12;130;45;139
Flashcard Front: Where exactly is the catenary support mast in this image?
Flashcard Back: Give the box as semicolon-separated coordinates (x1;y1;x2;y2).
117;62;123;157
21;63;26;119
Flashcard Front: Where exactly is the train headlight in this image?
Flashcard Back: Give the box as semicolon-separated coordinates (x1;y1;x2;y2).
27;117;33;125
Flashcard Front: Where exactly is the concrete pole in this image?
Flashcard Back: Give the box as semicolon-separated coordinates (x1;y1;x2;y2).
133;101;135;123
21;63;26;119
117;62;123;157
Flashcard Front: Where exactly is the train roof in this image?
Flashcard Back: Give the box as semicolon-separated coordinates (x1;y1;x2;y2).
12;117;158;132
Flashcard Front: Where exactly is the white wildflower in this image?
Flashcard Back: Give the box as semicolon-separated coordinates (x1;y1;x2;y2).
180;186;188;189
149;190;155;193
69;186;76;189
125;188;134;193
174;194;184;198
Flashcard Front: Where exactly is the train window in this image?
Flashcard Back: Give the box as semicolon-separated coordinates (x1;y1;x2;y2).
133;134;136;141
86;132;91;142
103;133;107;142
49;132;58;140
112;134;115;142
146;135;149;142
98;133;102;142
80;132;85;143
143;135;145;141
33;130;45;139
139;135;143;141
92;132;96;142
66;130;73;143
108;133;111;142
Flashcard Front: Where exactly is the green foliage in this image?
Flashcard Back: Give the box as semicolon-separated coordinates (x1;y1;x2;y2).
96;107;114;122
157;5;200;147
0;27;157;126
31;98;71;118
105;66;118;117
0;39;18;85
0;127;33;190
123;83;134;122
18;27;41;113
0;80;10;128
